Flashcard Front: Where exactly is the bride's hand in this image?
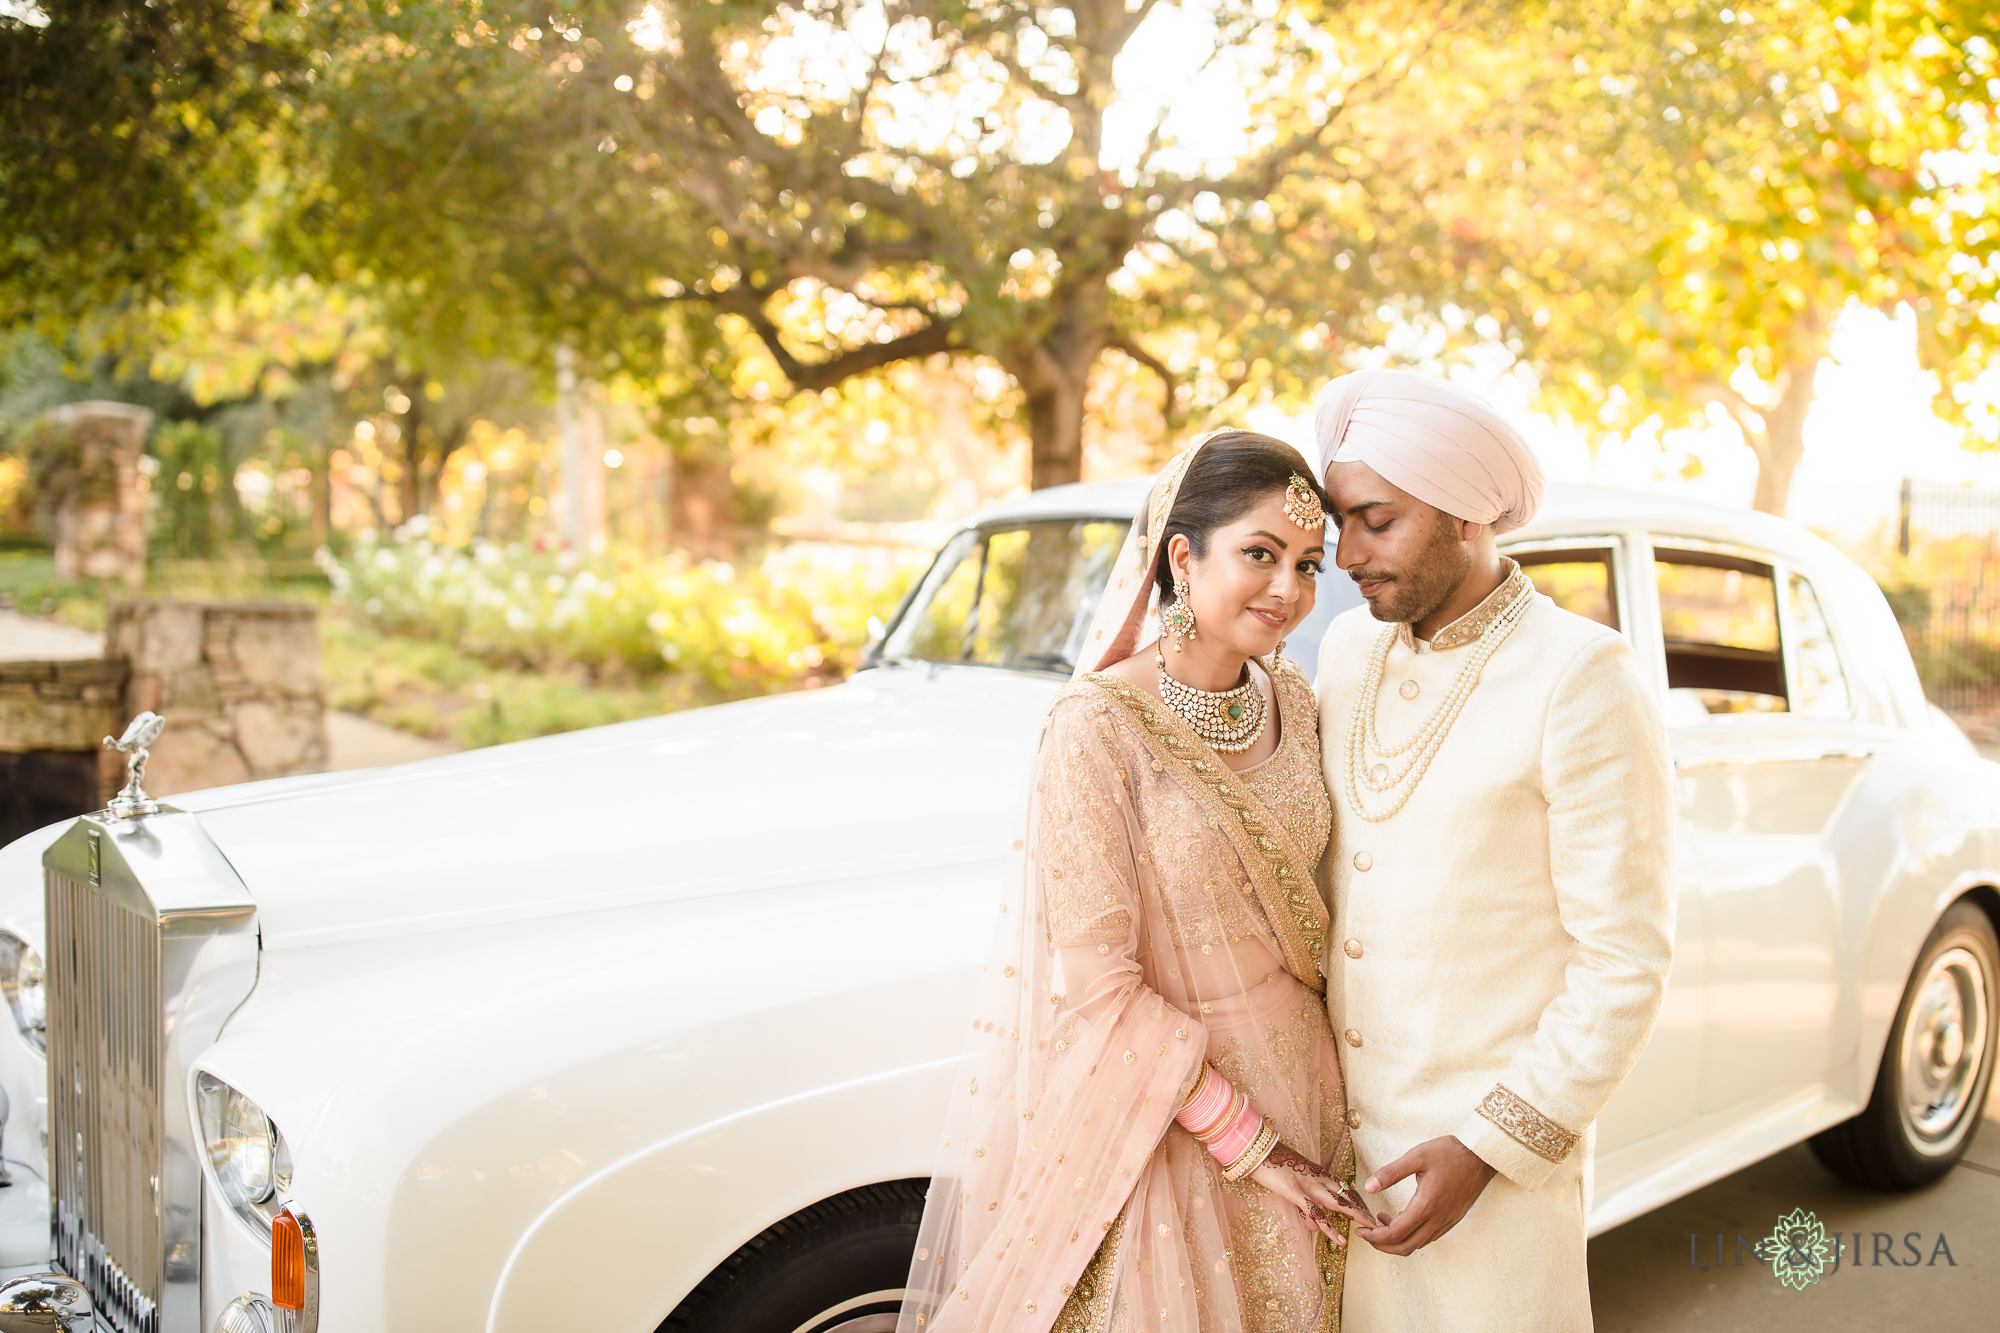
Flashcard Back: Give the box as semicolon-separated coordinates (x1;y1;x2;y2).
1248;1141;1376;1242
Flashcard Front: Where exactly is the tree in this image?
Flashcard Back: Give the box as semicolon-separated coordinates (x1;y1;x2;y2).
283;0;1481;488
0;0;305;327
1445;0;1996;513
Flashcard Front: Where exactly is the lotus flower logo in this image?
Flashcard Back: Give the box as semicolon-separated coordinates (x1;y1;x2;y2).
1756;1207;1836;1290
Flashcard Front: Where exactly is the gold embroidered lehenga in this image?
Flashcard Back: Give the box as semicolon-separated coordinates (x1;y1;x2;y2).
899;651;1353;1333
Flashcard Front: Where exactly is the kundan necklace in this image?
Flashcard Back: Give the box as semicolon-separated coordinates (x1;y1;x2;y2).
1157;651;1267;752
1343;574;1533;822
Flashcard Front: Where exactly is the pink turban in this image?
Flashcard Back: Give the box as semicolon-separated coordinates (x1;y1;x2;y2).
1313;368;1545;535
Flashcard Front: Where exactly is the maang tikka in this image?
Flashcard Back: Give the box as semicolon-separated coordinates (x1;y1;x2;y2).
1160;574;1197;649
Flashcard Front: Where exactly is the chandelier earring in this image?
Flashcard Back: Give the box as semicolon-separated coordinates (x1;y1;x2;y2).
1160;574;1198;650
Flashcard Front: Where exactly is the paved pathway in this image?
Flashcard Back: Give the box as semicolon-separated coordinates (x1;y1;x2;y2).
0;610;102;661
323;710;458;770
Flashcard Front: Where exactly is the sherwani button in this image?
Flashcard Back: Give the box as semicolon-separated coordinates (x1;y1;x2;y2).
1352;850;1373;872
1347;1109;1362;1129
1344;1028;1363;1048
1399;679;1420;700
1344;939;1363;959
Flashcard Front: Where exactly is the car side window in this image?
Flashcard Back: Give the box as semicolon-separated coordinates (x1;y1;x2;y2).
882;519;1126;673
1786;571;1853;719
1654;547;1786;720
1516;546;1620;631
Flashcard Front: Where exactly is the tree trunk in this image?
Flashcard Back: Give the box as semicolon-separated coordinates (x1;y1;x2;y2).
668;443;742;559
1021;361;1089;490
397;386;424;525
310;453;329;550
1747;356;1816;517
1003;293;1112;490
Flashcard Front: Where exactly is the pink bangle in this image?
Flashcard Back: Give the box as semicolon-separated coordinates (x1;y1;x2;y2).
1204;1100;1264;1168
1174;1064;1267;1169
1176;1066;1234;1138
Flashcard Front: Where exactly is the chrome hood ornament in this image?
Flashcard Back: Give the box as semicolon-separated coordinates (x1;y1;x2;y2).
103;711;166;819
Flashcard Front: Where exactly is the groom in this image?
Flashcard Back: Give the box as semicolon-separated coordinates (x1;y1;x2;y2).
1309;369;1675;1331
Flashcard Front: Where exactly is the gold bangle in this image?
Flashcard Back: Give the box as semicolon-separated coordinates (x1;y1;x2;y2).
1222;1119;1281;1182
1178;1064;1211;1113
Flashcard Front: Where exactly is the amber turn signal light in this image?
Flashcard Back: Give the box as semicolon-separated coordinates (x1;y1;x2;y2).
272;1210;305;1310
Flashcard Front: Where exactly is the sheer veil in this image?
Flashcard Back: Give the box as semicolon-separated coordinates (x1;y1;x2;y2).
1070;438;1209;679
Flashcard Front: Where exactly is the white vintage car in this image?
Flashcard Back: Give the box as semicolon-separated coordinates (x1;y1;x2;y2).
0;480;1994;1333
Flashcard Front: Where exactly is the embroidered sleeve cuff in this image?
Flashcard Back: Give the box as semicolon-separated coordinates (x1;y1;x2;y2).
1454;1086;1579;1190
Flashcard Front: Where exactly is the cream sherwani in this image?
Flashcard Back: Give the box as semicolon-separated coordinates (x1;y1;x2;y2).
1314;563;1674;1332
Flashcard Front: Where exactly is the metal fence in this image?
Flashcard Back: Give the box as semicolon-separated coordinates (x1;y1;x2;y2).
1897;478;2000;713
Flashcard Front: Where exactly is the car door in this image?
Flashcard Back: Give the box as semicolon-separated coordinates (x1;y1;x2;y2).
1649;538;1866;1118
1509;536;1704;1151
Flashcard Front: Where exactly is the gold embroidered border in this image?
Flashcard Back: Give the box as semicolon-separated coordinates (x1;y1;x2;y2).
1079;672;1329;993
1052;1214;1125;1333
1476;1084;1579;1164
1302;1129;1357;1333
1394;560;1534;652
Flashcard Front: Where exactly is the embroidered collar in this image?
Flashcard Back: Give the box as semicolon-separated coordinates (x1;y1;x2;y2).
1395;558;1535;652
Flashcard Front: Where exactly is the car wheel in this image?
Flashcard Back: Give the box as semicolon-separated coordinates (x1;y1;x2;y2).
657;1179;926;1333
1810;899;1998;1190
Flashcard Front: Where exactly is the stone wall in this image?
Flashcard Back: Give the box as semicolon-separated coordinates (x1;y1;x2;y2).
104;600;328;796
0;658;129;846
47;401;151;589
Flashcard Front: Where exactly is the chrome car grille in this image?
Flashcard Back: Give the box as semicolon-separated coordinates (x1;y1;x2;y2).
47;867;163;1333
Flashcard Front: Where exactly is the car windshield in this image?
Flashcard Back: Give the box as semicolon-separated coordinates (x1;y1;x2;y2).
880;518;1128;675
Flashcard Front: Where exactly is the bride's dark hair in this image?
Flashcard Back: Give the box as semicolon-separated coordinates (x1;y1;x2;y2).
1144;430;1332;607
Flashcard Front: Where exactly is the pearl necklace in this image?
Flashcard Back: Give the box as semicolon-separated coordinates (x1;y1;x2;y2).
1157;652;1268;753
1344;581;1533;822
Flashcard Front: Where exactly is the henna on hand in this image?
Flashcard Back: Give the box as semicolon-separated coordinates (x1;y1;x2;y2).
1264;1141;1330;1179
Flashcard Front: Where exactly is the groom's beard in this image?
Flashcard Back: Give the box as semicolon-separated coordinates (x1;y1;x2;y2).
1349;509;1472;627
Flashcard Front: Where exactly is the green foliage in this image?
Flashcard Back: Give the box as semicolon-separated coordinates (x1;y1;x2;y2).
1429;0;1997;509
147;421;232;557
5;0;1990;512
320;617;692;747
0;415;124;544
0;552;103;626
321;523;924;693
273;0;1476;484
0;1;307;327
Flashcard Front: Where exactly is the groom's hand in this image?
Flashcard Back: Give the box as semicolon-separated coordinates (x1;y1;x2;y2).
1354;1135;1497;1256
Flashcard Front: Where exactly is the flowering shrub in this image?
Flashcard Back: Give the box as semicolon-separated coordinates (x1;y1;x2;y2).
319;520;926;696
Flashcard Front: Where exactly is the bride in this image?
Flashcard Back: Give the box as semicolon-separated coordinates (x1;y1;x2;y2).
901;431;1373;1333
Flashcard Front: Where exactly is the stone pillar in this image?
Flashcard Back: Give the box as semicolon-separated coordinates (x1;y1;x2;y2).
104;600;328;797
47;401;152;589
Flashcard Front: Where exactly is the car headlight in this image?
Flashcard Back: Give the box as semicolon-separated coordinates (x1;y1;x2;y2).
196;1073;294;1231
0;933;45;1055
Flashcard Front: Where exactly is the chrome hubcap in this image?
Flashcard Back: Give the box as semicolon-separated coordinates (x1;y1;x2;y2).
1899;946;1991;1154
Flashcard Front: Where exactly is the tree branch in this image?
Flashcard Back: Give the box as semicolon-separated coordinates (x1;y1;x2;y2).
719;290;958;393
1108;331;1182;425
